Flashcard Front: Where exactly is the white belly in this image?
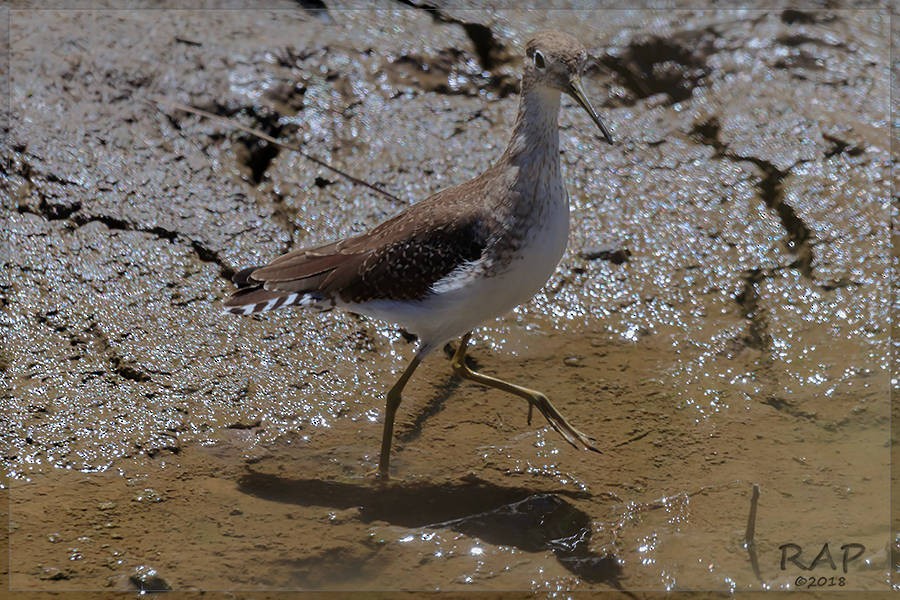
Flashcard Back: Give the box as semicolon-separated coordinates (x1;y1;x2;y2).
346;198;570;354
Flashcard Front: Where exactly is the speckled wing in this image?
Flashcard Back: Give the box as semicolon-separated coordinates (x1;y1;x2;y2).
330;216;489;303
225;204;490;312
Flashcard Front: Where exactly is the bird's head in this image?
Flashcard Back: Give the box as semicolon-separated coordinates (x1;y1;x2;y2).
523;30;613;144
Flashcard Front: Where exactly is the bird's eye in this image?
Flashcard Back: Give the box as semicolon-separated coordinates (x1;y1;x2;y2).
533;50;546;70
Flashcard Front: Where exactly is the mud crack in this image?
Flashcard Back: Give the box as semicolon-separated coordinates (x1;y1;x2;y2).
14;158;234;279
389;2;516;97
231;107;286;185
761;395;818;420
822;132;864;158
780;9;837;25
88;322;152;382
690;118;814;279
296;0;328;18
734;268;769;350
578;247;631;265
16;158;234;280
384;46;517;98
13;155;82;219
396;1;510;72
74;214;237;281
35;311;152;383
600;29;718;106
741;157;812;278
16;190;236;281
176;101;297;185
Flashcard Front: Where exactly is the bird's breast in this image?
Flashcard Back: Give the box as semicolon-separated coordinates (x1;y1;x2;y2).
489;180;570;303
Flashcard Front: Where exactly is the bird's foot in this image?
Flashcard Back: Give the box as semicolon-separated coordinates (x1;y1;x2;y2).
528;393;601;453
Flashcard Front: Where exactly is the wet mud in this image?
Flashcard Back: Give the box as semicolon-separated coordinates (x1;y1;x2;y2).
1;4;893;595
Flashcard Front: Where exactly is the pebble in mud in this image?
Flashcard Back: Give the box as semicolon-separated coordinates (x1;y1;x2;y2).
563;356;583;367
132;488;165;504
129;566;172;593
38;566;71;581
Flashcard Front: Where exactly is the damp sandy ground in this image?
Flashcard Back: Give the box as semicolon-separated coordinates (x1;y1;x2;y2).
1;3;894;595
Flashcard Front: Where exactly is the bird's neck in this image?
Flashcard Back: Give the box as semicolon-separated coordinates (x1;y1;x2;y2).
502;84;562;169
494;84;568;235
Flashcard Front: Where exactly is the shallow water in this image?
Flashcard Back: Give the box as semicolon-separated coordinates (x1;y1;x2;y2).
2;4;893;594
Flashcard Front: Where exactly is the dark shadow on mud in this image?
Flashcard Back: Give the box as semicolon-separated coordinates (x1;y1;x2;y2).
238;471;622;586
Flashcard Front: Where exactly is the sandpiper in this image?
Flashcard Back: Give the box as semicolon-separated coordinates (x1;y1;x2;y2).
225;30;613;478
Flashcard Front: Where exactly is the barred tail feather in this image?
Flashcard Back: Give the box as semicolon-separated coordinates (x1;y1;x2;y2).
222;286;321;316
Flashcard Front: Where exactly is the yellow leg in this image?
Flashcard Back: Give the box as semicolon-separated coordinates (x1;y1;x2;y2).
450;332;600;453
377;354;422;480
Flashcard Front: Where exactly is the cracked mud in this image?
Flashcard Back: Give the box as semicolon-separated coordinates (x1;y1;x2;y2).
2;5;892;594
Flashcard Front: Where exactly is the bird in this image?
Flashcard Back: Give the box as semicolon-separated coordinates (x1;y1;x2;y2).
224;30;613;479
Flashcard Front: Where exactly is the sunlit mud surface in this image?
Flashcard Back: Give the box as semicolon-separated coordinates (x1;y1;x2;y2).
2;4;892;594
